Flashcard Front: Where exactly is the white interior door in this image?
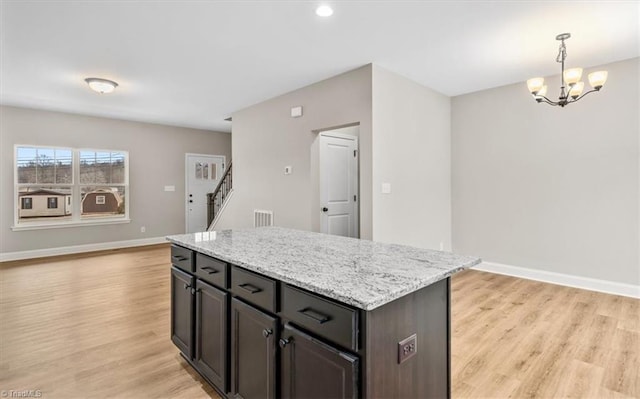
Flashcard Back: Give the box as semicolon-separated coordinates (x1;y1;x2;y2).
320;132;359;238
185;154;225;233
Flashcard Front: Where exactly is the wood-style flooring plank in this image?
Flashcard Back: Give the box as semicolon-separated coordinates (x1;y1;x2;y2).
1;246;638;398
452;269;639;399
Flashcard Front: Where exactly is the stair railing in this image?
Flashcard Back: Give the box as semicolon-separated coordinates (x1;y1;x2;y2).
207;161;232;227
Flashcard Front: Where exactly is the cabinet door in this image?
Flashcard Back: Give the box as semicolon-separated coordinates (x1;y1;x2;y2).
230;298;277;399
171;266;194;359
195;280;228;393
281;323;359;399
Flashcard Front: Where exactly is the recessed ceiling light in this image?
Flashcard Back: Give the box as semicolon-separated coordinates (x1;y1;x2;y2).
85;77;118;94
315;5;333;17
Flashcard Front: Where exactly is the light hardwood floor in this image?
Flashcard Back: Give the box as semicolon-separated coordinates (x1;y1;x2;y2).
0;245;637;398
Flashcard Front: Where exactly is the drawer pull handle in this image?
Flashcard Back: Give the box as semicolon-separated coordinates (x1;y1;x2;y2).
201;266;219;274
172;255;188;262
238;283;262;294
298;308;331;324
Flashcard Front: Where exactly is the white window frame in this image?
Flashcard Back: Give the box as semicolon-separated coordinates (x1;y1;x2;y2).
12;145;130;231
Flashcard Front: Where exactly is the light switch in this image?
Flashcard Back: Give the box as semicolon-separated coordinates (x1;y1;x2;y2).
284;166;292;175
381;183;391;194
291;106;303;118
164;185;175;192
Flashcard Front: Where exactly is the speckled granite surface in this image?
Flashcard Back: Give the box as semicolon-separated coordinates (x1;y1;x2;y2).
167;227;481;311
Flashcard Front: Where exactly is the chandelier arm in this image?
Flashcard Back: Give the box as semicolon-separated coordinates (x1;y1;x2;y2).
535;95;559;106
572;88;600;103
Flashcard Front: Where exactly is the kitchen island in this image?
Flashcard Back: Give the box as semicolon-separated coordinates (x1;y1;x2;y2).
167;227;480;399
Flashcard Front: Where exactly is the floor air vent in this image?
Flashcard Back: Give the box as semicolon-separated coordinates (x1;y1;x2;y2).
254;209;274;227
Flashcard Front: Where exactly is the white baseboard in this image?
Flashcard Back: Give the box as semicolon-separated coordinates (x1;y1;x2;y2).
475;261;640;299
0;237;168;262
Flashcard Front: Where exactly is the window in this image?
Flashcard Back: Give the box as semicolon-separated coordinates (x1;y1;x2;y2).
21;197;32;209
14;146;129;229
79;150;127;219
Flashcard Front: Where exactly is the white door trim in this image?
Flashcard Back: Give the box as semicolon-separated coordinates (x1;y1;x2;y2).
185;153;226;233
319;130;357;141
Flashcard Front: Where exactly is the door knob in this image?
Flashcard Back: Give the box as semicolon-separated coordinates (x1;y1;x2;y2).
322;207;328;212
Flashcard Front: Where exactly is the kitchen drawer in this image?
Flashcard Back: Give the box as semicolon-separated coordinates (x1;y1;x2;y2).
231;266;277;313
280;284;358;351
171;245;194;273
195;253;228;288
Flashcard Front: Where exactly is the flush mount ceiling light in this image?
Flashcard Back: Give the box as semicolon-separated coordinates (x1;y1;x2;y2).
84;77;118;94
315;4;333;17
527;33;607;107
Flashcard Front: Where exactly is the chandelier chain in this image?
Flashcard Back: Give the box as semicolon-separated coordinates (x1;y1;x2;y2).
556;40;567;64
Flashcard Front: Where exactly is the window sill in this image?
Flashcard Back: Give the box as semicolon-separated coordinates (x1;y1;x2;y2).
11;218;131;231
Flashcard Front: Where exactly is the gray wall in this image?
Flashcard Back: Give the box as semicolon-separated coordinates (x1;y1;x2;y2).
0;105;231;253
372;65;452;250
451;58;639;285
216;65;373;238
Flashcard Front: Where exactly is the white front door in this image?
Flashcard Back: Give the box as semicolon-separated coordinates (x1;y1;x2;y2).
185;154;225;233
319;132;359;238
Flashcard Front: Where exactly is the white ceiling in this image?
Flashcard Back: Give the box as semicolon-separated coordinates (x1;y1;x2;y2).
1;1;638;133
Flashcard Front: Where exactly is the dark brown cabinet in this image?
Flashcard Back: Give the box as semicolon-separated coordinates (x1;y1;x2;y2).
171;252;230;396
195;279;229;392
170;245;451;399
171;245;194;272
230;298;277;399
171;266;194;359
280;323;358;399
280;284;358;351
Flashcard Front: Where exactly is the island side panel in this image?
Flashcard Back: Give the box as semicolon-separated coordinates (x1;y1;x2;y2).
364;277;450;399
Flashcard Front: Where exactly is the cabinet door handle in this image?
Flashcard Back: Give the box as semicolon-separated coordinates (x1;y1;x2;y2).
238;283;262;294
172;255;188;262
200;266;219;274
262;329;273;338
279;338;291;348
298;308;331;324
183;283;191;290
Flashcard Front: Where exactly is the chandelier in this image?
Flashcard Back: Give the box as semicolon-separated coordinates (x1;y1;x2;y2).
527;33;607;107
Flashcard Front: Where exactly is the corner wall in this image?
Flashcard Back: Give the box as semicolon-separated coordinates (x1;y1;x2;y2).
0;105;231;254
217;66;373;238
371;65;452;250
451;58;639;286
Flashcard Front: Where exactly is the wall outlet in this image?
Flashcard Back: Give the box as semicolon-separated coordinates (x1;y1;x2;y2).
164;185;175;192
398;333;417;364
381;183;391;194
140;226;146;233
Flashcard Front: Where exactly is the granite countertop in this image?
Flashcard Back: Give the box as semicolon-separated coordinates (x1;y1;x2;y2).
166;227;481;311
